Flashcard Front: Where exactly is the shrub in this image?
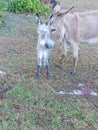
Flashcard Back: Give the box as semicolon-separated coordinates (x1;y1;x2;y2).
0;11;3;26
8;0;50;15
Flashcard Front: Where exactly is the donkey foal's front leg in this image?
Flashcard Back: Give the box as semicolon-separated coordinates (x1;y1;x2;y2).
46;65;50;80
35;65;41;79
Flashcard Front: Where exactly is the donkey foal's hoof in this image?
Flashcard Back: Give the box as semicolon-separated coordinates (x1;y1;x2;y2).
35;76;39;80
46;76;50;80
96;69;98;72
70;71;76;76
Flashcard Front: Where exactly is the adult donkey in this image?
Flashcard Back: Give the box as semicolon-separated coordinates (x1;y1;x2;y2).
50;8;98;74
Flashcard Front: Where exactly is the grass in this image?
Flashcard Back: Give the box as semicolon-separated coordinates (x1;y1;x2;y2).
0;0;98;129
0;0;8;26
1;84;98;129
0;0;8;10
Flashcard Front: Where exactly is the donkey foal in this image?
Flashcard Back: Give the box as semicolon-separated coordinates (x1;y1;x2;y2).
35;14;54;79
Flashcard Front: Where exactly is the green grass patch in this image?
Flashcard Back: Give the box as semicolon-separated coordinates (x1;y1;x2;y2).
0;83;98;129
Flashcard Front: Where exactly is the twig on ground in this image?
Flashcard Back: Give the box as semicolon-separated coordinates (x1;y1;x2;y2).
46;83;56;93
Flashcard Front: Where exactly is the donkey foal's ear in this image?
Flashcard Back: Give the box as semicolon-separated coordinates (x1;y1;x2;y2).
35;13;42;25
46;15;54;25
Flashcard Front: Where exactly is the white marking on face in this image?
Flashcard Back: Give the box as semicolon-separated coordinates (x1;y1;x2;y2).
38;24;50;39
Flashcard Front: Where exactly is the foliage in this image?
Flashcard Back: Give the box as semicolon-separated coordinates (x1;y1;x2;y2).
0;11;3;26
0;11;3;17
0;0;8;26
0;0;8;11
7;0;50;15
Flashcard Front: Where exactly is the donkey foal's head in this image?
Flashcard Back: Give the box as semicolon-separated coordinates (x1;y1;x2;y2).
36;14;55;46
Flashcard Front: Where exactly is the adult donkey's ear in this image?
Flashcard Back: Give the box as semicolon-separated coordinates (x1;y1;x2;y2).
46;14;54;26
35;13;42;25
50;0;57;9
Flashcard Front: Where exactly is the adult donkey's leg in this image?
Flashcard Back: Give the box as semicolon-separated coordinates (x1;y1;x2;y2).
59;40;70;64
72;42;79;75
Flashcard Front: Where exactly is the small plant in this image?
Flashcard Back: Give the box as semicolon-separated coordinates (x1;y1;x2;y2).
0;11;3;17
32;0;50;15
8;0;50;15
0;11;3;26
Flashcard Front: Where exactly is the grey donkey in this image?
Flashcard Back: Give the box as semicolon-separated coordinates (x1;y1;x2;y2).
35;14;54;79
